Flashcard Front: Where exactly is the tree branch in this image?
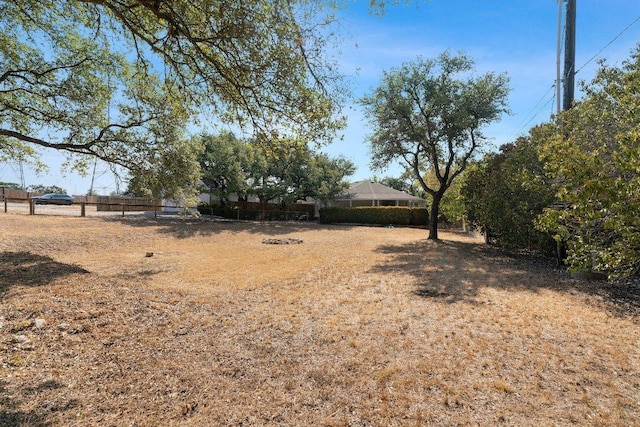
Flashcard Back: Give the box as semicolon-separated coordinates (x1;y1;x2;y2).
0;129;95;152
0;59;92;84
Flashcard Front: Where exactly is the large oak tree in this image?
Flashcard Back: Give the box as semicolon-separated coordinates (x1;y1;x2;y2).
360;52;509;239
197;132;355;205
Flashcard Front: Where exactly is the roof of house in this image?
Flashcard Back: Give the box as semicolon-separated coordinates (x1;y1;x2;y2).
337;180;424;201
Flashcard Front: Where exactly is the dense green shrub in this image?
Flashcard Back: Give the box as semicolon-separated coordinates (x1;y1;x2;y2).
197;203;235;218
536;49;640;278
461;134;556;254
198;202;313;221
319;206;428;226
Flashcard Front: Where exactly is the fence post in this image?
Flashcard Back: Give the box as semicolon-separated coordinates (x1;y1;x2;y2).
81;202;86;217
3;197;7;213
29;199;35;215
122;203;125;217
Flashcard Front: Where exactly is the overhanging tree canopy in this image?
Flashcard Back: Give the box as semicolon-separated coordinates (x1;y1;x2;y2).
1;0;345;191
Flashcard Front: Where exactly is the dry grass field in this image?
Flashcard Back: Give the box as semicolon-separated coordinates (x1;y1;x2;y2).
1;214;639;426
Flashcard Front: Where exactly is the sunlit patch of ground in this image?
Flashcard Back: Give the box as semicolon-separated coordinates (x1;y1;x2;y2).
1;214;638;426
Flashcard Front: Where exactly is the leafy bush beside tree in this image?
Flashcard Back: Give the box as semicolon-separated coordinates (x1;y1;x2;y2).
461;134;556;254
462;45;640;278
536;50;640;278
377;172;464;227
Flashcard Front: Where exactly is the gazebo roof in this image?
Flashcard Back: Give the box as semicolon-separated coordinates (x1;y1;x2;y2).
337;181;424;201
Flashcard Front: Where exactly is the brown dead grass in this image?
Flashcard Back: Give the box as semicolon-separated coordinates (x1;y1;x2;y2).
1;214;639;426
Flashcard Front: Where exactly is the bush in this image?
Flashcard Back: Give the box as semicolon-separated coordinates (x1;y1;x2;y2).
461;135;556;255
197;203;231;218
197;202;314;221
319;206;428;227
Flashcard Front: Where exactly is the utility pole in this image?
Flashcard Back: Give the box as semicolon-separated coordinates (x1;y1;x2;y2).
556;0;563;114
562;0;576;111
555;0;577;267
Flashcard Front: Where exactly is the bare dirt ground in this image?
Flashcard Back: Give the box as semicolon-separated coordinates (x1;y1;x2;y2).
1;214;639;426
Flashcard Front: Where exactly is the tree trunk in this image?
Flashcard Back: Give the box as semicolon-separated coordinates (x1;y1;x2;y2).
428;194;443;240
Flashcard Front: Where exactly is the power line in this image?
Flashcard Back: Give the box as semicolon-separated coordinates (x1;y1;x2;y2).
511;9;640;141
509;83;556;140
576;14;640;75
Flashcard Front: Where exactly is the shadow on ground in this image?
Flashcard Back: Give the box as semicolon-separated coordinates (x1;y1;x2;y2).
1;378;75;427
0;251;89;294
370;236;640;317
98;215;357;239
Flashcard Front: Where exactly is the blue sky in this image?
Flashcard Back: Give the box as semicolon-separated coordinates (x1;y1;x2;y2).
2;0;640;194
326;0;640;181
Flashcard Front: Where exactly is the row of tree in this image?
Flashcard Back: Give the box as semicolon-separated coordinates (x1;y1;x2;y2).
191;132;354;206
0;183;68;194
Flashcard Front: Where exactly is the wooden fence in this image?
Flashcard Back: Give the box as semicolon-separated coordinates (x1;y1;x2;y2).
94;196;161;212
0;187;40;201
1;188;161;216
1;187;315;221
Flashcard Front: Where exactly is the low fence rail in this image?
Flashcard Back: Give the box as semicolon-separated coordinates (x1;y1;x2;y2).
1;187;315;221
1;197;313;222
